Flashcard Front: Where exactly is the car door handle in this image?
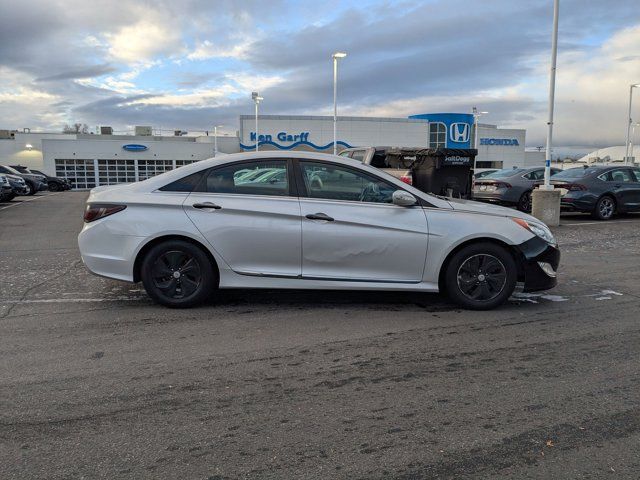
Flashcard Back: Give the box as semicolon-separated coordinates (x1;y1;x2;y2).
305;212;334;221
192;202;222;210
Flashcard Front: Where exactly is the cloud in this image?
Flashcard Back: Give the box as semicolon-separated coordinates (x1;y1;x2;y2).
35;64;116;82
105;19;183;65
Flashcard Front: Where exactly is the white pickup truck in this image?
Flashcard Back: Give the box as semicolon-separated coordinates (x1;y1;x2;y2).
339;146;476;198
339;146;414;185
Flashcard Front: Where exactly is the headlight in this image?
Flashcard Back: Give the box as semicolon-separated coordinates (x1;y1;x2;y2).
512;217;556;245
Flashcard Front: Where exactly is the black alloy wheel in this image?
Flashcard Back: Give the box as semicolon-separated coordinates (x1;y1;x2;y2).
517;191;532;212
444;242;517;310
48;182;61;192
141;240;216;307
592;195;615;220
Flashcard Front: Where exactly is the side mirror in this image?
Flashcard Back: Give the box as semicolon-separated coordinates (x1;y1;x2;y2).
392;190;417;206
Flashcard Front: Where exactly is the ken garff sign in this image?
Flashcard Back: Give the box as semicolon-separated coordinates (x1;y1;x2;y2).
480;138;520;146
122;144;148;152
449;123;470;143
250;131;310;143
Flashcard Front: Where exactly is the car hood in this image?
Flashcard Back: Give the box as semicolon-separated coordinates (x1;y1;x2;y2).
445;197;541;223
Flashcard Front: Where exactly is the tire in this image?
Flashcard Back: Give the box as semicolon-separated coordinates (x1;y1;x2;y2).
444;242;517;310
48;182;61;192
6;192;15;202
517;190;532;212
140;240;216;308
591;195;615;220
24;181;35;195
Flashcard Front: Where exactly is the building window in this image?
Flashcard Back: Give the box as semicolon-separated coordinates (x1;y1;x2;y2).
97;159;136;185
137;160;174;181
429;122;446;148
54;159;96;189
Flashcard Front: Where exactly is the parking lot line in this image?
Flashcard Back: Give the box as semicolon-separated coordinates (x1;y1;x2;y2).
0;192;62;211
560;219;639;226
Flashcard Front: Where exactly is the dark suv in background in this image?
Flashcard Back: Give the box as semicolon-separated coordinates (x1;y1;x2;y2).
10;165;72;191
0;165;48;195
541;165;640;220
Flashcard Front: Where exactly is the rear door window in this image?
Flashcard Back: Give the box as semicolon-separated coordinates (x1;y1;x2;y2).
202;160;289;196
599;169;634;183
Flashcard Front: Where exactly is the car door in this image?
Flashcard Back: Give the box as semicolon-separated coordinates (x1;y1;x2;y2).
628;168;640;210
297;160;428;282
185;159;302;277
606;168;636;209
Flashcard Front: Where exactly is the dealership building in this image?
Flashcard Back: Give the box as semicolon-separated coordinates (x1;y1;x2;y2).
1;112;540;189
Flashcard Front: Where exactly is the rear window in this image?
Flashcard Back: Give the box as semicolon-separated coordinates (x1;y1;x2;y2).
552;168;598;179
485;169;525;178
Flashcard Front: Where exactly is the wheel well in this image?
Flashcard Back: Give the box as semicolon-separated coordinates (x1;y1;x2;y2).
132;235;220;284
437;237;524;291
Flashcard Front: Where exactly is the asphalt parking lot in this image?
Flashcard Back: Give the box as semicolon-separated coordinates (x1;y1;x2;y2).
1;191;639;479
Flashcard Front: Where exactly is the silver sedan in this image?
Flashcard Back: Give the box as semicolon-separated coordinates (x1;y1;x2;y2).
78;152;560;310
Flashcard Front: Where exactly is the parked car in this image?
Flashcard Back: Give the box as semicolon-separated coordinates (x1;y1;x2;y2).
537;165;640;220
0;165;47;195
474;169;499;179
79;151;559;310
11;166;71;191
473;167;562;212
339;146;476;198
0;174;13;201
5;174;28;198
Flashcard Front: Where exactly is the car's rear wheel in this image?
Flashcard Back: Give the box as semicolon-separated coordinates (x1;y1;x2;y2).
592;195;615;220
141;240;216;308
444;242;517;310
48;182;61;192
517;190;532;212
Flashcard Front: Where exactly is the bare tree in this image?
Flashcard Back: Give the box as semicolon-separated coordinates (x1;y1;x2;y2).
63;123;90;134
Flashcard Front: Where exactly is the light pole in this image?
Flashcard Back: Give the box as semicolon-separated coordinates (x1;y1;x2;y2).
214;124;223;156
624;84;640;164
472;107;488;169
251;91;263;152
542;0;560;190
630;122;640;163
332;52;347;155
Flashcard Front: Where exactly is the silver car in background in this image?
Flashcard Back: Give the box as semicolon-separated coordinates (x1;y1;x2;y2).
473;166;561;211
78;152;560;310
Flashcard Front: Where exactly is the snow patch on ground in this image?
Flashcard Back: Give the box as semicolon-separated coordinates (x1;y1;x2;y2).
511;292;569;303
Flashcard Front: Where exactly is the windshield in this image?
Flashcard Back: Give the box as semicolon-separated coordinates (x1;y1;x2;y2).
485;169;525;178
552;167;598;179
2;165;21;175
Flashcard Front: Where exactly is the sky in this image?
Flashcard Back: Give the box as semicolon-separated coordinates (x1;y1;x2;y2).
0;0;639;151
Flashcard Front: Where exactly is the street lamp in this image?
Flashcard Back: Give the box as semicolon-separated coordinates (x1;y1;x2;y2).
630;122;640;163
332;51;347;155
252;91;263;152
472;107;488;168
624;83;640;165
213;124;223;156
541;0;560;190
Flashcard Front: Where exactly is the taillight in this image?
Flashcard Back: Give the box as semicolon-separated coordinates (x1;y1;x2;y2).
494;182;512;189
84;204;126;223
400;174;413;185
566;183;587;191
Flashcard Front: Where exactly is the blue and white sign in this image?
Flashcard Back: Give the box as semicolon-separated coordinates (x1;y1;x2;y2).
250;131;310;143
480;138;520;146
449;123;470;143
408;112;474;148
122;144;148;152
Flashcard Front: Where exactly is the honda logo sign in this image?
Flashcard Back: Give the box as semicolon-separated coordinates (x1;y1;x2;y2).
449;123;470;143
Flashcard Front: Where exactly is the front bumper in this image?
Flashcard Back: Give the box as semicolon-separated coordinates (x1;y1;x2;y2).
514;236;560;292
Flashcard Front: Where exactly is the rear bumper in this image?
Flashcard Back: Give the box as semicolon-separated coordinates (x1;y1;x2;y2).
472;192;516;205
513;237;560;292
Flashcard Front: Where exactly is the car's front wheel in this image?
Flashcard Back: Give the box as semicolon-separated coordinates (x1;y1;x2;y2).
140;240;216;308
444;242;517;310
24;181;34;195
48;182;61;192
